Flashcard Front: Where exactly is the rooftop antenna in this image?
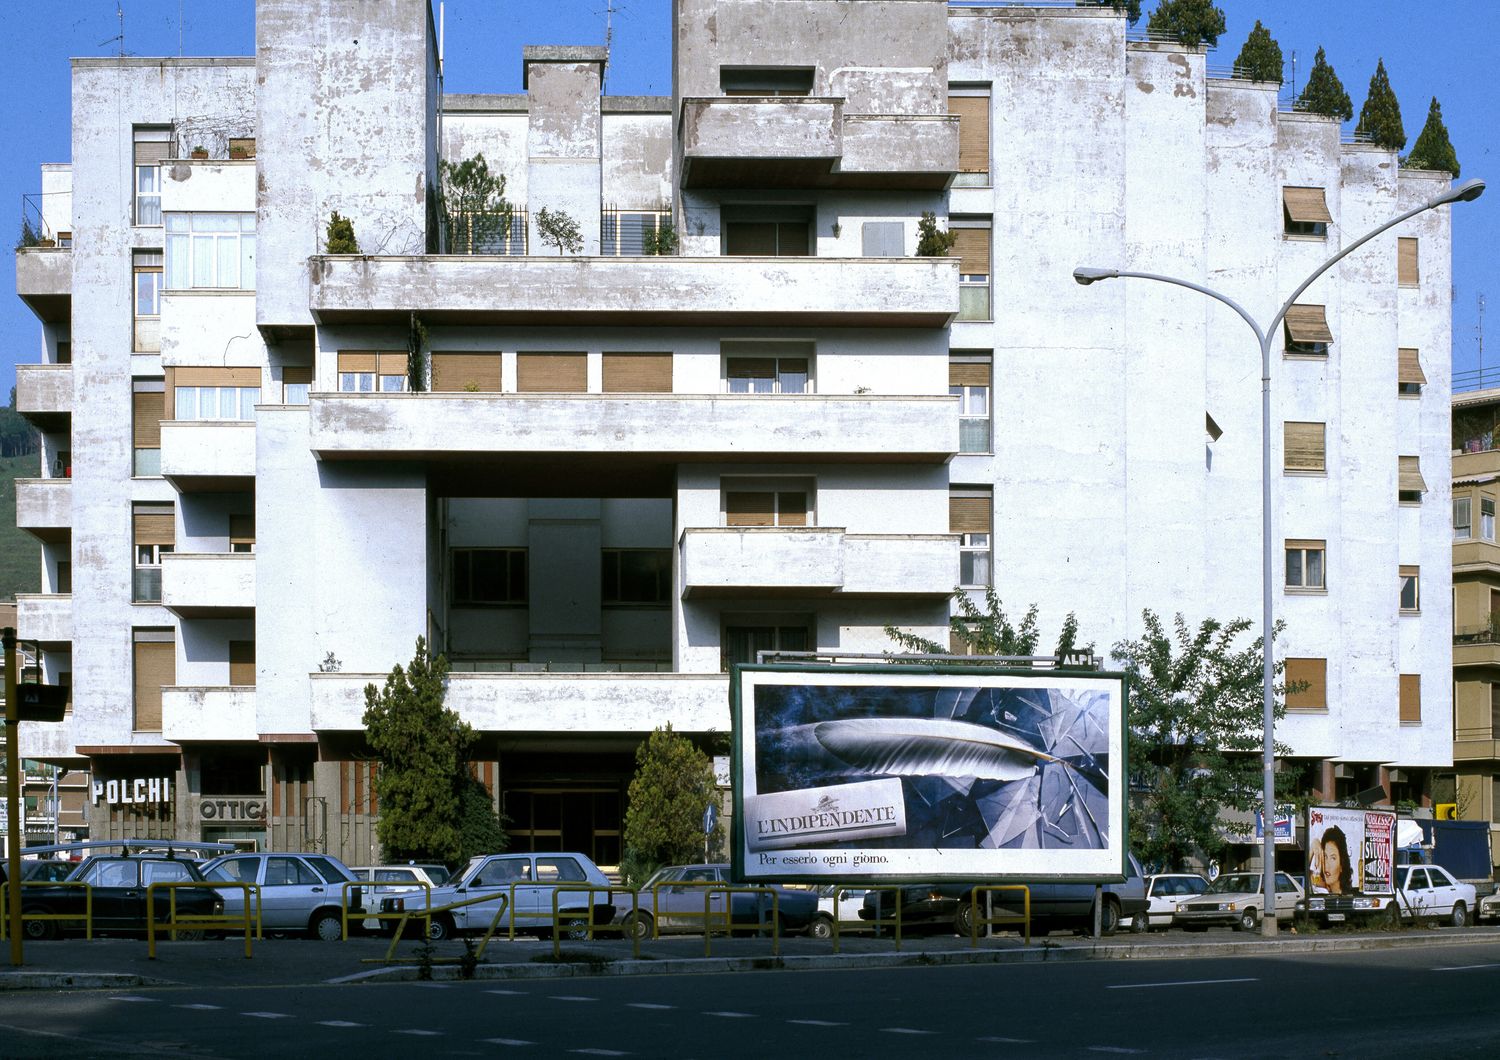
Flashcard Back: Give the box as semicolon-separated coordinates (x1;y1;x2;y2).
1479;292;1487;386
601;0;620;92
1288;50;1297;103
179;0;184;56
99;2;125;57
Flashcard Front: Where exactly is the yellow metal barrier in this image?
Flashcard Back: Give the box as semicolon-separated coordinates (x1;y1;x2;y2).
648;880;782;957
0;880;94;941
970;885;1031;947
548;885;639;959
371;890;512;965
844;884;906;951
146;880;255;959
341;879;426;941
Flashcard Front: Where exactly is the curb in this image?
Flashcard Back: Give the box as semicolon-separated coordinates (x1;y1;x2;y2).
0;971;178;992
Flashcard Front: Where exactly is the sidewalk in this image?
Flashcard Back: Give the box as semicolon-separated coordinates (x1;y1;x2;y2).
3;924;1498;992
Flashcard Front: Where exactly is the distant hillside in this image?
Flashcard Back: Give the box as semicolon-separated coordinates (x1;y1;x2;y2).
0;453;41;600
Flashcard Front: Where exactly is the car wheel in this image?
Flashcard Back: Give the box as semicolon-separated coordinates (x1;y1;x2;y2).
174;929;207;942
1129;911;1148;934
809;914;833;940
622;911;653;941
559;917;591;941
1451;902;1469;929
1092;898;1120;937
21;910;56;941
954;901;977;939
310;911;345;942
426;914;455;942
1235;908;1259;933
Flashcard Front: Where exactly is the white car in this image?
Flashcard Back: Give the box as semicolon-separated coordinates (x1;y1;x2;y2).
813;884;870;932
1392;864;1476;928
1174;871;1303;931
351;864;450;931
1479;891;1500;923
1130;873;1208;932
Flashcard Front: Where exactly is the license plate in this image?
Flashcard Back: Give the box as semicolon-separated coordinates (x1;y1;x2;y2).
1327;913;1345;922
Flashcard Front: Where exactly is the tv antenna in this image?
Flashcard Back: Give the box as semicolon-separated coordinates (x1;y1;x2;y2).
99;2;125;57
1479;292;1487;384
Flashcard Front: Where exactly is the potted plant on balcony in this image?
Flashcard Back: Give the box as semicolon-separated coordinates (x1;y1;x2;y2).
190;145;209;160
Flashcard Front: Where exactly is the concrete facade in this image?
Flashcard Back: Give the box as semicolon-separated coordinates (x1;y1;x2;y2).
10;2;1457;870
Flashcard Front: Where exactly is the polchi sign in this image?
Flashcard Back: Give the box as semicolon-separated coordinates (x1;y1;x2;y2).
91;777;172;806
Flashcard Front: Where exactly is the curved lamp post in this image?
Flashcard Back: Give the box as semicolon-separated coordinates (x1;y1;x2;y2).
1075;177;1484;938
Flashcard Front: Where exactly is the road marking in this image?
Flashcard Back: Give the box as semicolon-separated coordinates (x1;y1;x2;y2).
108;996;156;1003
242;1012;293;1020
881;1028;936;1035
487;989;529;995
175;1004;222;1011
626;1003;675;1010
570;1051;630;1057
705;1011;756;1018
481;1039;535;1047
978;1038;1035;1044
549;995;597;1002
1088;1049;1145;1055
1434;963;1500;972
395;1029;443;1036
788;1019;846;1027
1107;978;1257;990
318;1021;365;1028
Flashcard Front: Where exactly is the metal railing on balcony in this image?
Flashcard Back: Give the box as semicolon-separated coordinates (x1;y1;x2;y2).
17;193;69;249
1454;624;1500;646
444;209;527;255
1454;366;1500;396
132;567;163;603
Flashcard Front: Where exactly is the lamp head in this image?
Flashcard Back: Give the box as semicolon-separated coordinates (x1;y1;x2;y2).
1437;178;1485;206
1073;266;1118;286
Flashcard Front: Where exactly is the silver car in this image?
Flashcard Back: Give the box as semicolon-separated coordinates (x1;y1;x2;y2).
201;851;363;941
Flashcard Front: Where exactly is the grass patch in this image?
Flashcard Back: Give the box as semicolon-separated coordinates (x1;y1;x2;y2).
531;950;619;973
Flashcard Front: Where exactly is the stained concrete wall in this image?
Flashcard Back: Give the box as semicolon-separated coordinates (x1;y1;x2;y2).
526;50;606;255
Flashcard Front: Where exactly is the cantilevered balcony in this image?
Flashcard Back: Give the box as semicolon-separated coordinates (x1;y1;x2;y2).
14;364;72;433
680;528;957;597
162;686;258;743
16;593;71;647
15;247;71;323
160;420;256;490
680;98;958;189
160;553;255;617
308;254;957;328
15;478;70;542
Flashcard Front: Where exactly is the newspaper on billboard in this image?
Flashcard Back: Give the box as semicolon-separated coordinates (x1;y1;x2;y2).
1307;806;1396;896
731;665;1128;883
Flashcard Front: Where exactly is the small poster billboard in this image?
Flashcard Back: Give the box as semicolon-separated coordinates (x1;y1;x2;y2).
1307;806;1396;896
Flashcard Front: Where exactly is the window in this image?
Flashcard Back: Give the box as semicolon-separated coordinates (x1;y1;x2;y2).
1398;348;1425;397
602;352;672;393
950;356;991;453
283;366;312;404
725;490;809;527
452;548;527;605
133;127;170;226
1282;187;1330;238
602;549;671;606
230;514;255;554
132;379;165;476
1399;674;1421;724
132;629;175;731
1398;237;1419;287
722;622;810;670
133;250;162;353
1283;422;1325;473
228;137;255;159
860;222;905;257
165;213;255;290
429;353;500;393
174;385;260;420
722;206;811;256
725;356;808;394
517;352;587;393
1455;496;1473;540
1398;456;1427;505
56;560;71;594
266;857;320;887
1285;539;1326;591
950;89;991;187
951;490;992;587
1285;658;1327;710
719;66;813;96
1283;304;1332;356
1491;683;1500;740
1399;565;1420;613
133;503;174;603
952;220;991;322
1485;498;1497;541
601;209;670;255
229;640;255;686
337;351;406;393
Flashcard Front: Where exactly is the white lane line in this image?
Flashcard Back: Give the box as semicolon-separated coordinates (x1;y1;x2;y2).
549;995;597;1002
978;1038;1036;1044
1108;977;1257;990
175;1003;221;1011
1435;963;1500;972
482;1039;535;1047
395;1029;443;1036
108;996;156;1003
788;1019;846;1027
881;1028;936;1035
1088;1048;1145;1055
487;989;529;995
318;1021;366;1028
570;1051;630;1057
626;1003;675;1010
242;1012;293;1020
705;1011;756;1018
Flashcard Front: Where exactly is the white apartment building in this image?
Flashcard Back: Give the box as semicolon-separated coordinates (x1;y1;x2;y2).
12;1;1455;869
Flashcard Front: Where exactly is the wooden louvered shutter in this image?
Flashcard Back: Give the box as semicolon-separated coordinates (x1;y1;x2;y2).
1282;187;1332;224
132;390;164;448
1285;658;1327;709
173;367;260;387
337;352;377;374
777;492;808;527
602;353;672;393
229;641;256;687
1397;348;1426;386
949;96;990;176
1397;237;1419;286
229;514;255;548
1399;674;1421;723
133;639;174;731
517;353;587;393
1398;456;1427;493
949;362;990;387
430;353;501;392
952;228;990;276
1284;304;1333;344
133;509;175;547
725;223;778;255
376;352;407;378
134;140;170;165
949;494;992;534
726;492;775;527
283;366;313;386
1283;422;1325;472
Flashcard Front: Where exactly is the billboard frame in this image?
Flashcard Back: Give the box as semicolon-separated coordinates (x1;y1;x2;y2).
729;661;1130;885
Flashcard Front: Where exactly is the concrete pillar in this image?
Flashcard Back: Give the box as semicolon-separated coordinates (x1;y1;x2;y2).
525;47;606;255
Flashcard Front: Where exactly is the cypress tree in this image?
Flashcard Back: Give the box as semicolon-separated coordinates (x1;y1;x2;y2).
1355;58;1406;150
1297;47;1352;121
1405;97;1460;177
1146;0;1226;48
1232;20;1283;84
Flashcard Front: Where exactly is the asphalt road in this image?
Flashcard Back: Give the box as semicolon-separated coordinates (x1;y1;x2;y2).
1;943;1497;1058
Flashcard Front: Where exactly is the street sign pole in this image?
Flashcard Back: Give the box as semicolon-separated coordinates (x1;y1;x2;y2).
4;627;23;966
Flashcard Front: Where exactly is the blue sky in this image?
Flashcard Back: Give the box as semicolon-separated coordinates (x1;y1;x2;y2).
2;1;1495;399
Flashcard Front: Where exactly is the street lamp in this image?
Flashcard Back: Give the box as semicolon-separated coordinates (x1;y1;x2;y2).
1076;177;1484;938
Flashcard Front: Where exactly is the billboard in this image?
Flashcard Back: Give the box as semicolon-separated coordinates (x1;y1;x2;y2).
730;664;1128;883
1307;806;1396;896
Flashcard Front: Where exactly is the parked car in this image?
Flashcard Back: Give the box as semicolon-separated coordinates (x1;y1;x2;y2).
859;854;1150;937
1174;871;1303;931
379;851;615;941
1131;873;1209;932
813;884;870;932
614;864;825;940
200;851;364;941
18;853;223;940
1478;889;1500;923
1391;864;1476;928
351;863;452;931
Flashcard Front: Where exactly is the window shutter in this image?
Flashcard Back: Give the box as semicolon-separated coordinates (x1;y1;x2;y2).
133;508;175;547
727;358;776;382
517;352;587;393
1398;456;1427;492
949;493;992;534
1283;422;1325;472
1284;304;1333;344
1397;348;1426;386
951;228;990;276
602;353;673;393
726;492;776;527
949;95;990;175
430;353;501;392
725;222;778;256
775;222;810;256
1285;539;1325;553
337;352;377;374
1399;674;1422;723
134;140;171;165
132;390;165;448
1285;658;1327;709
229;514;255;547
283;366;313;386
861;221;905;257
172;367;261;387
778;492;808;527
229;641;256;687
1397;237;1419;286
949;361;990;388
1282;187;1332;224
377;352;407;377
132;639;174;731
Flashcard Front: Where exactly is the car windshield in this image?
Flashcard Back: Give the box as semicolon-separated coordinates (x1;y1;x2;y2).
1206;874;1256;895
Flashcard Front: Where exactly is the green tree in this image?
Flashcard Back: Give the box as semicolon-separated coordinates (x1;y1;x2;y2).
2;387;39;458
642;217;679;255
535;207;583;255
455;772;509;863
1355;58;1406;150
1404;97;1460;177
622;725;721;884
325;211;359;254
915;211;956;257
1232;20;1283;84
885;586;1092;663
1111;611;1293;871
439;152;513;253
363;637;473;864
1082;1;1140;24
1146;0;1225;48
1297;47;1353;121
